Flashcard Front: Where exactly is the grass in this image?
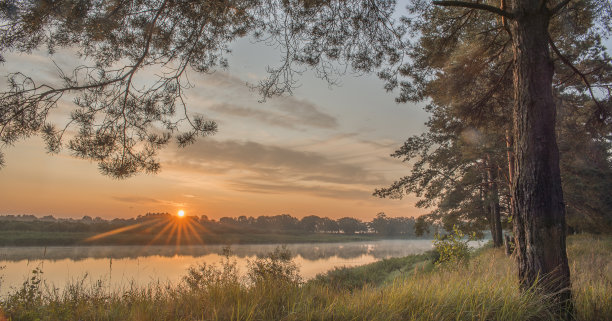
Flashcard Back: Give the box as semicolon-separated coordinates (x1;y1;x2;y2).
0;234;609;320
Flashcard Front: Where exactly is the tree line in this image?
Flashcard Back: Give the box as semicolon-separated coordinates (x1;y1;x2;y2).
0;213;433;237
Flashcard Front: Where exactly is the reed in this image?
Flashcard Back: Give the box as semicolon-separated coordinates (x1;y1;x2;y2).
1;234;609;320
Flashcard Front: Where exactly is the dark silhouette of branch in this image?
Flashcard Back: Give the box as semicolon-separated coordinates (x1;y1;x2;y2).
433;1;515;19
548;35;609;122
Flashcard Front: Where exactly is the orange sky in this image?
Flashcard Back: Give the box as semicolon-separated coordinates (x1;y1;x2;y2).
0;32;430;221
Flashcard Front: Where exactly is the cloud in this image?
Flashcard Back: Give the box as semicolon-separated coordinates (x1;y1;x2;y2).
227;181;370;200
165;138;388;198
194;72;338;130
112;196;162;204
274;97;338;129
210;103;299;129
111;196;186;208
177;139;384;182
210;99;338;129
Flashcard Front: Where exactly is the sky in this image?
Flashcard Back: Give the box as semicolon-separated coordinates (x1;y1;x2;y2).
0;6;432;220
2;2;611;221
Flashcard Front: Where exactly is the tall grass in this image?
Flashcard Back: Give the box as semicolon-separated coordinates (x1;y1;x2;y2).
0;234;609;320
567;234;612;321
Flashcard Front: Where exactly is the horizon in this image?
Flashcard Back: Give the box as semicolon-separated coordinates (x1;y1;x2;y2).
0;211;418;221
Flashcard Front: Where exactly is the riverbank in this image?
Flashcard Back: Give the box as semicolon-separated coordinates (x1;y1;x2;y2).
1;234;609;320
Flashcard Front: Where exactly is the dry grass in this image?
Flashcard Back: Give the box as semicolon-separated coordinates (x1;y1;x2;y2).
1;234;609;320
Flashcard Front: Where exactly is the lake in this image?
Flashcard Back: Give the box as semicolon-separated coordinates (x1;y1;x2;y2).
0;239;481;297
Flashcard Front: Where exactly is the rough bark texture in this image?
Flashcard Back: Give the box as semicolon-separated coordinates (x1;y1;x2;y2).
508;2;571;316
505;128;516;219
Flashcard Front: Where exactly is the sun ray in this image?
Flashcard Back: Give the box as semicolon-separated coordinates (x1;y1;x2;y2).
84;218;161;242
175;221;183;250
147;221;175;246
165;222;179;245
83;213;208;251
190;219;210;234
184;219;205;245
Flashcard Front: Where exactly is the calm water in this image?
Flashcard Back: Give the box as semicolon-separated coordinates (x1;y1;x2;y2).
0;239;483;296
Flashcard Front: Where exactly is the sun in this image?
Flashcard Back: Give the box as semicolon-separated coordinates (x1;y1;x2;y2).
177;210;185;217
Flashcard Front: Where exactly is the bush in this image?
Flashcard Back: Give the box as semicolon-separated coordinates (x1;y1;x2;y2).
183;246;239;291
433;225;476;268
247;245;302;286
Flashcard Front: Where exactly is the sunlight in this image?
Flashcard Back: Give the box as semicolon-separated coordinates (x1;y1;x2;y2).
83;212;211;249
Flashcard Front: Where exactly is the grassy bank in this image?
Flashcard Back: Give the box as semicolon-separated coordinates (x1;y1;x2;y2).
1;234;609;320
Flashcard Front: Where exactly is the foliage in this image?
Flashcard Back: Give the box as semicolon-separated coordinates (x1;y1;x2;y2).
1;235;609;320
374;0;612;236
557;103;612;233
183;247;240;291
2;266;45;318
246;246;302;286
433;225;476;267
336;217;367;235
0;0;406;177
369;212;419;236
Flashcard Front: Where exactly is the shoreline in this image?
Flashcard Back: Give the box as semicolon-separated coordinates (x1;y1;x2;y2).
0;231;434;247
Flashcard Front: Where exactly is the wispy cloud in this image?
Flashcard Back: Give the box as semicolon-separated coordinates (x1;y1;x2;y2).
210;103;299;129
192;72;338;130
165;138;390;199
178;140;384;181
112;196;162;204
227;180;370;200
111;196;186;208
273;97;338;129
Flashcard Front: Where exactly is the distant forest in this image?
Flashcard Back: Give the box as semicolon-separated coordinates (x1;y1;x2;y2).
0;213;433;238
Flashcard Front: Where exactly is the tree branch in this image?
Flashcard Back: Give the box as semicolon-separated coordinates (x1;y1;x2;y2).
550;0;572;15
548;36;608;122
433;1;515;19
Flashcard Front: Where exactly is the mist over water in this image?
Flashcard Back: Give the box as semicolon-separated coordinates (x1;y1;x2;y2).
0;239;485;296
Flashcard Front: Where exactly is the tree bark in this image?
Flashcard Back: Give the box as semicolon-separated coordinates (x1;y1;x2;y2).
508;2;571;316
481;169;496;242
505;128;516;220
486;153;503;247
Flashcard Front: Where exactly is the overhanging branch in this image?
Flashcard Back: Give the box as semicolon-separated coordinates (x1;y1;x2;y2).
548;35;609;123
433;1;515;19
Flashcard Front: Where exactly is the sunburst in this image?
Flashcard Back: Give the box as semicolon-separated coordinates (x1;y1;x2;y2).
84;212;209;248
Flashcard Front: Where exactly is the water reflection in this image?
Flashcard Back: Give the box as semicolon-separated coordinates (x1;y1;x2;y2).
0;239;487;297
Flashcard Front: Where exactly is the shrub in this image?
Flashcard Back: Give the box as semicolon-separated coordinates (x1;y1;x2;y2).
247;245;302;286
183;246;239;291
433;225;476;268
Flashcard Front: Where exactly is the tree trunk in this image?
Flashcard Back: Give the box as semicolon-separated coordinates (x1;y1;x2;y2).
481;169;496;242
486;153;503;247
505;128;516;221
508;3;571;316
504;234;515;256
